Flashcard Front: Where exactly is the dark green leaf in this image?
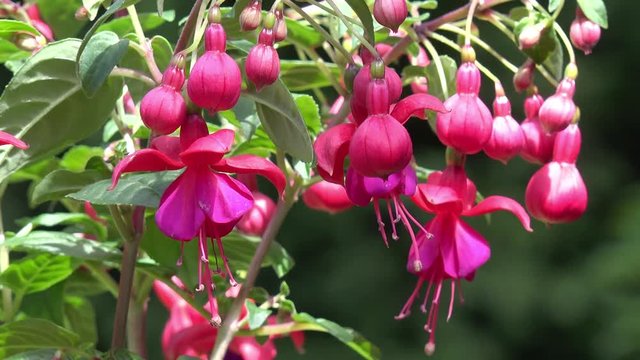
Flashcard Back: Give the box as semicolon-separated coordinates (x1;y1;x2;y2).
78;31;129;97
577;0;608;28
35;0;84;39
344;0;375;43
31;169;107;206
0;253;76;295
0;39;122;183
68;170;182;207
97;11;175;37
0;319;79;358
5;231;120;261
64;268;111;296
292;312;381;360
8;158;59;184
542;32;564;80
243;80;313;162
245;300;271;330
21;282;65;325
280;60;340;91
64;296;98;344
77;0;126;66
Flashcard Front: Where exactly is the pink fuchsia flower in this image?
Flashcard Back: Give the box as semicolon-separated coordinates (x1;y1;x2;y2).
399;163;532;353
237;192;276;236
570;7;601;55
483;83;524;164
373;0;407;32
520;91;556;164
538;64;578;134
112;114;285;316
187;8;242;113
436;46;493;154
525;123;587;223
0;131;28;149
140;55;187;135
302;180;353;214
245;28;280;91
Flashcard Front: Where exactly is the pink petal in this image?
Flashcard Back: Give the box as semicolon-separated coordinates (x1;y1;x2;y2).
179;129;235;167
463;195;533;232
110;149;184;190
408;219;441;274
345;167;372;206
155;168;206;241
415;183;463;213
164;319;217;360
0;131;28;149
390;94;448;124
231;336;278;360
313;123;356;184
153;280;183;310
150;135;181;162
202;173;253;225
438;214;491;278
213;155;286;195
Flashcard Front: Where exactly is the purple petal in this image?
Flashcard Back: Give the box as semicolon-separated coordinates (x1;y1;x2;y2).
155;168;205;241
345;167;372;206
201;173;253;225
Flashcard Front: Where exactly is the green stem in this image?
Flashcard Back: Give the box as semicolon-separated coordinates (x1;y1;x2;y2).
126;5;163;83
0;181;11;322
422;39;450;98
300;0;362;28
174;0;206;54
110;68;156;87
553;21;576;65
325;0;377;57
235;321;327;337
465;0;481;46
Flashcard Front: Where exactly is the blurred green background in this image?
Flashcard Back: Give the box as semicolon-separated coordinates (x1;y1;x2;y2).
3;0;640;359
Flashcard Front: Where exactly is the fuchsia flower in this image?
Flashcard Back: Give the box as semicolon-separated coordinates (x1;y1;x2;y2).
396;163;532;354
140;56;187;135
0;131;28;149
302;180;353;214
520;92;557;164
436;46;493;154
483;83;524;164
246;28;280;91
111;114;285;315
570;8;601;55
373;0;407;31
526;123;587;223
538;74;577;134
187;9;242;113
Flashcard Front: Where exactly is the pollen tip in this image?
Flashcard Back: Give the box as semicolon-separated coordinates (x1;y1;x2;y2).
425;342;436;356
394;312;409;320
413;260;423;273
195;284;204;292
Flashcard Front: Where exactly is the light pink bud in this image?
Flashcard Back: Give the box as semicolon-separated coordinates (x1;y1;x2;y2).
237;192;276;236
373;0;407;32
302;181;353;214
520;93;556;164
239;0;262;31
359;43;394;65
484;86;524;163
552;123;581;164
274;17;287;42
409;47;429;93
518;24;542;49
140;63;186;135
538;78;576;133
246;28;280;90
513;59;535;92
570;8;601;55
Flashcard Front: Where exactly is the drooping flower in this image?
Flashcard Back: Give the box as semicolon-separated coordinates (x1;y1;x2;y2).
245;27;280;91
520;91;556;164
187;7;242;113
302;180;353;214
111;114;285;316
538;64;578;134
570;7;601;55
373;0;407;32
436;46;493;154
0;131;28;149
483;83;524;164
140;55;187;135
397;162;532;353
525;123;587;223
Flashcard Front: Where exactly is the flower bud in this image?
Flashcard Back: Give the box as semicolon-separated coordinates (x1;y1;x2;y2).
520;93;556;164
552;123;581;164
359;43;394;65
25;4;54;41
273;7;287;42
351;64;402;124
409;47;429;93
140;60;187;135
302;181;353;214
513;59;535;92
75;6;89;21
343;63;360;93
246;28;280;90
483;84;524;163
237;192;276;236
13;33;40;52
187;23;242;112
518;24;542;49
373;0;407;32
538;77;576;133
570;8;601;55
239;0;262;31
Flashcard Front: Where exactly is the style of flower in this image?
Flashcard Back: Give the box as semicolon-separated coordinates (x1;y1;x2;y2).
395;164;532;354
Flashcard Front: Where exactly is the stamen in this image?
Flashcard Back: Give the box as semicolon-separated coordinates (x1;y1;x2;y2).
199;235;209;262
420;272;437;313
425;341;436;356
386;201;399;241
398;201;433;239
447;281;455;321
395;277;425;320
373;200;389;247
457;280;465;304
215;236;238;287
425;281;442;335
393;196;422;272
209;237;221;274
176;241;185;266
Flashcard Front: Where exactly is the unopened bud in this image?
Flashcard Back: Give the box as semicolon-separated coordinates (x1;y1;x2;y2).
208;6;221;24
264;12;276;30
460;44;476;63
343;63;360;93
239;0;262;31
513;59;536;92
13;33;40;52
274;17;287;42
75;6;89;21
564;62;578;80
518;24;542;49
570;7;601;55
370;59;385;79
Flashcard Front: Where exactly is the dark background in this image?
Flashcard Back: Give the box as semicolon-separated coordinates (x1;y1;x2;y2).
3;0;640;359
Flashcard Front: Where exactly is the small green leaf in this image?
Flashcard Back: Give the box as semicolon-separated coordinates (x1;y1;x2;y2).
292;312;381;360
64;296;98;344
279;60;340;91
17;212;107;239
548;0;561;12
577;0;608;28
513;14;558;64
60;145;105;172
157;0;164;16
0;319;79;358
243;80;313;162
78;31;129;97
77;0;126;66
0;253;76;295
5;231;120;261
245;300;271;330
542;33;564;80
97;11;175;37
509;6;529;21
31;169;107;206
0;20;41;62
344;0;375;43
279;281;290;296
293;94;321;135
35;0;84;39
83;0;105;20
425;55;457;101
68;170;182;207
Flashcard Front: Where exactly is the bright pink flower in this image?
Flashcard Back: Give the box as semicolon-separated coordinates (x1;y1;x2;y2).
187;18;242;112
398;164;531;353
373;0;407;31
237;192;276;236
246;28;280;91
140;58;187;135
483;84;524;163
0;131;28;149
538;77;577;134
436;47;493;154
520;92;556;164
302;180;353;214
112;115;285;313
570;8;601;55
525;123;587;223
239;0;262;31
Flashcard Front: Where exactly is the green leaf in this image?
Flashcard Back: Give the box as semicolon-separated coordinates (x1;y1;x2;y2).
21;282;65;326
77;0;127;66
97;11;176;37
31;169;107;206
64;296;98;344
284;19;323;48
293;94;321;135
425;55;457;100
548;0;561;12
119;35;172;101
60;145;105;172
243;80;313;162
0;254;76;295
0;39;122;183
17;212;107;240
8;158;59;184
35;0;83;39
78;31;129;97
542;32;564;80
577;0;608;28
5;231;119;261
245;300;271;330
344;0;375;43
83;0;105;21
0;20;41;63
68;170;182;207
279;60;340;91
4;349;58;360
0;319;79;358
103;349;145;360
65;268;111;296
292;312;381;360
513;14;558;64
